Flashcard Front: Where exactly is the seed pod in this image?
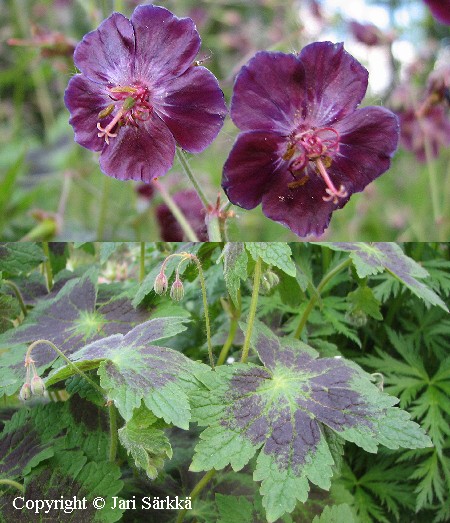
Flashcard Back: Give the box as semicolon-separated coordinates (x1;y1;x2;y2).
170;277;184;302
19;382;32;401
30;375;46;396
154;271;168;295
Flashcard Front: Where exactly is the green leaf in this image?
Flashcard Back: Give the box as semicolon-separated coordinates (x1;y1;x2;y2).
216;494;253;523
0;268;150;396
320;243;448;311
0;243;45;275
118;405;172;479
312;504;355;523
222;242;248;307
190;321;432;522
245;243;296;276
47;317;208;429
0;293;20;333
346;286;383;321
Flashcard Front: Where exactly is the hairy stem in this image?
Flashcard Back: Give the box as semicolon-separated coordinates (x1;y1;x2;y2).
216;316;239;366
241;257;262;363
26;339;104;397
0;479;24;493
176;148;210;208
153;179;199;242
191;256;214;368
175;469;216;523
3;280;27;317
206;214;222;242
108;403;118;463
139;242;145;283
42;242;53;291
293;257;352;339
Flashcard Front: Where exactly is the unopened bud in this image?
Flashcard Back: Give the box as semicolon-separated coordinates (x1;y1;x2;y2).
30;375;46;396
19;383;32;401
170;278;184;301
261;270;280;293
154;271;168;295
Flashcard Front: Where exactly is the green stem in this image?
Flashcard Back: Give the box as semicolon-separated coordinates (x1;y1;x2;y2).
241;257;262;363
0;479;24;493
216;316;238;366
26;339;104;397
293;257;352;339
175;469;216;523
139;242;145;283
191;256;214;368
153;179;199;241
42;242;53;291
206;214;222;242
3;280;27;317
108;403;118;463
422;124;442;237
176;148;210;208
97;176;112;239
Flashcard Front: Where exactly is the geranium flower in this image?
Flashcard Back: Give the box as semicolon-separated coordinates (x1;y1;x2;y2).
423;0;450;25
156;189;208;241
222;42;399;237
348;21;393;46
65;5;226;182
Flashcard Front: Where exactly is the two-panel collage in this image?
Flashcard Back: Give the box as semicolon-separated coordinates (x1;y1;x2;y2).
0;1;449;522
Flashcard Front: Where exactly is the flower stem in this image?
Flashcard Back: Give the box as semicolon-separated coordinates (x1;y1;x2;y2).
191;256;214;368
108;403;118;463
139;242;145;283
176;148;210;208
293;257;352;339
206;214;222;241
97;175;112;239
175;469;216;523
26;339;104;397
216;316;239;366
0;479;24;493
42;242;53;291
3;280;27;317
241;257;262;363
153;179;199;241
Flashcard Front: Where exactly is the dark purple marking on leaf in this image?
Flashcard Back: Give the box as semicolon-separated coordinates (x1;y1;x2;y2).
0;423;50;479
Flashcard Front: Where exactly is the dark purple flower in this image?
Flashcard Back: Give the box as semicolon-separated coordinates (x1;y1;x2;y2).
222;42;399;237
398;105;450;162
65;5;226;182
156;189;208;241
423;0;450;25
349;21;392;46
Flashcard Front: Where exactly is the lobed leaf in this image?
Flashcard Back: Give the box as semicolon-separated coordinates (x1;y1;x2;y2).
190;321;432;522
245;242;296;276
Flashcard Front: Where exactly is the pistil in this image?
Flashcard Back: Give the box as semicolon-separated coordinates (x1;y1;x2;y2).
315;157;347;203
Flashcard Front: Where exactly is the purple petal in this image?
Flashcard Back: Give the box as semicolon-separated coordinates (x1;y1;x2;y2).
332;106;399;191
64;74;111;152
261;169;342;237
230;51;305;133
153;66;226;153
73;13;135;85
99;113;175;182
222;131;286;209
298;41;369;125
424;0;450;25
131;5;200;86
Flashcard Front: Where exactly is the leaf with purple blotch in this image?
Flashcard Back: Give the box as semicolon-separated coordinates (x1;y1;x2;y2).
318;243;448;311
190;320;432;522
47;317;208;429
0;268;150;397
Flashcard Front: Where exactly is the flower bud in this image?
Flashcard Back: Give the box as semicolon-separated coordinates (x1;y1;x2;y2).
261;270;280;293
30;375;46;396
154;271;168;295
170;277;184;302
19;383;32;402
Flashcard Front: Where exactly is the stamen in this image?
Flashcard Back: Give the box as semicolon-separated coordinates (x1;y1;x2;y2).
315;157;347;203
97;108;125;144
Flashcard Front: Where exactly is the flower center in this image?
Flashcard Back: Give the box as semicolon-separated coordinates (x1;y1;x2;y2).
283;127;347;203
97;84;152;144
